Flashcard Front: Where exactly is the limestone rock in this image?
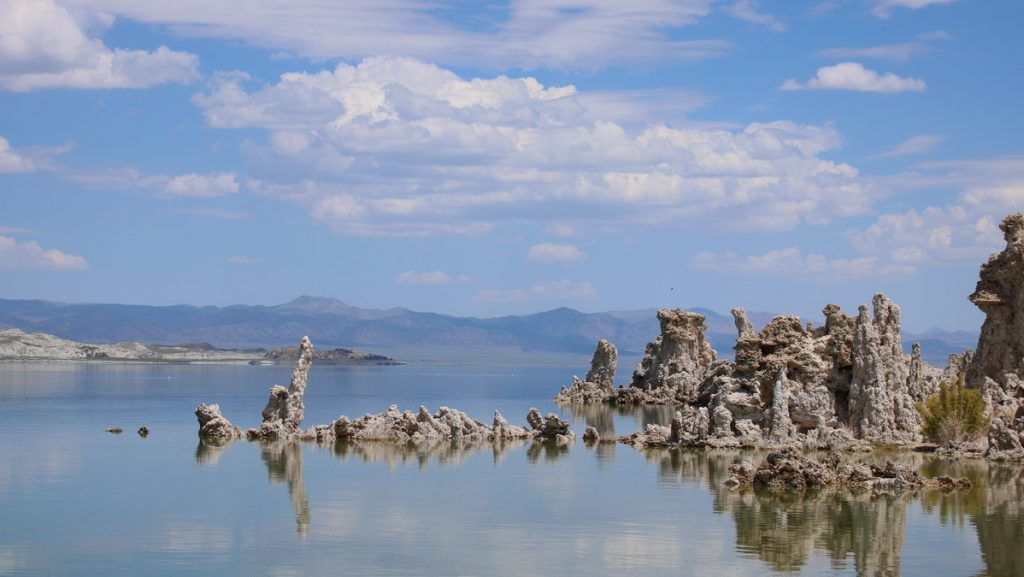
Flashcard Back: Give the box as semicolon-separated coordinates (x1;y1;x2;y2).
848;296;921;445
966;214;1024;458
248;336;314;440
332;405;550;444
582;426;600;444
585;339;617;388
195;403;242;443
527;407;576;444
629;309;716;398
554;340;619;404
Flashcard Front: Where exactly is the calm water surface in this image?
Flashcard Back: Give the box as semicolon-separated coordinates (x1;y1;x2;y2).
0;361;1021;577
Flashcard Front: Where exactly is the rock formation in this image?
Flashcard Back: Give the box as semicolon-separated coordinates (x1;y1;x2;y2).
587;295;943;449
966;213;1024;459
195;403;242;443
247;336;314;440
330;405;573;445
629;309;716;398
554;339;619;403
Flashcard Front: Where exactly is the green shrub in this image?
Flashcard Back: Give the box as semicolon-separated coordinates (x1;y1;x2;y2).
916;374;989;445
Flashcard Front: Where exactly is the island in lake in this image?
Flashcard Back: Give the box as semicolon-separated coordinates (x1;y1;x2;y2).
0;328;399;365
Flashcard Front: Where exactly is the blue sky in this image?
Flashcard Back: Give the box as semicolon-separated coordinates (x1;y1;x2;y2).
1;0;1021;332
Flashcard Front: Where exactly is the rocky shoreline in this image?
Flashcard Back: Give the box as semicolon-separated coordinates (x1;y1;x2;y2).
554;213;1024;462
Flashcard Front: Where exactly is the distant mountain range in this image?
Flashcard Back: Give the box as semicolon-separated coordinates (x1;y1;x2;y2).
0;296;976;365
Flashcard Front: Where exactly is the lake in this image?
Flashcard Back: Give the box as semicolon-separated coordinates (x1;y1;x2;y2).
0;360;1021;577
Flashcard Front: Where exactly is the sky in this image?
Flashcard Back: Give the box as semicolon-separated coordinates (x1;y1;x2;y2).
1;0;1021;332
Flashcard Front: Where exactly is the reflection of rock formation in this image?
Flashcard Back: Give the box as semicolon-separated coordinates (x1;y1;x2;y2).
972;466;1024;577
194;439;233;466
966;214;1024;458
642;450;919;576
332;438;530;469
259;441;311;537
562;400;674;437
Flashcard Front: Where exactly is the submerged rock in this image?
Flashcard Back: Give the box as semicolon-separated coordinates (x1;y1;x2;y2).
966;213;1024;460
726;450;972;491
137;426;149;438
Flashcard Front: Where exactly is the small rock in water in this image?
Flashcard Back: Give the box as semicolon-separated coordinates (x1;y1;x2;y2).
106;427;123;434
137;426;150;437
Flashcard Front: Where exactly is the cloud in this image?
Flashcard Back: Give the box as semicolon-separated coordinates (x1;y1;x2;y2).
527;243;586;263
395;270;469;285
72;168;241;198
872;0;955;19
0;137;37;173
161;173;239;198
227;256;257;264
0;0;199;91
0;236;88;270
59;0;726;69
691;247;915;281
871;134;944;158
846;156;1024;266
782;62;926;93
195;57;869;237
472;280;597;303
723;1;787;31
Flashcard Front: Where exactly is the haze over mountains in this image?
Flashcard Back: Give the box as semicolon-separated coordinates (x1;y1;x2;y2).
0;296;974;364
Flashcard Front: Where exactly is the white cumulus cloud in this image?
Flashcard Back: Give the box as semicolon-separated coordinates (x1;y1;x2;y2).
528;243;586;262
195;57;870;237
0;0;199;91
781;62;926;94
0;236;88;270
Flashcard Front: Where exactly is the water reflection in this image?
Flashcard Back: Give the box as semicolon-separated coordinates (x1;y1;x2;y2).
561;402;673;437
640;449;1023;577
192;436;1022;577
194;439;232;466
259;441;311;537
331;438;538;468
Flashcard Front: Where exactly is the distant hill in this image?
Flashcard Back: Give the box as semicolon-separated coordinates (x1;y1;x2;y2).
0;297;976;364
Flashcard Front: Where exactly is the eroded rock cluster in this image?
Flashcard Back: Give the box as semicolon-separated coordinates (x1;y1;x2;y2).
572;295;944;449
197;336;576;448
966;213;1024;459
725;450;972;492
328;405;573;445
